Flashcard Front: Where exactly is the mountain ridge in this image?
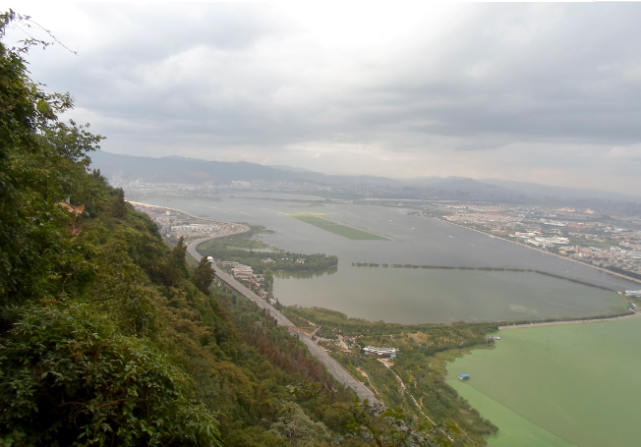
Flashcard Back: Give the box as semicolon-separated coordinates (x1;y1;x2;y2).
90;150;641;203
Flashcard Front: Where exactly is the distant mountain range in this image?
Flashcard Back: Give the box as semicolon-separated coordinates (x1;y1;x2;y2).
90;151;641;211
270;164;313;173
90;151;402;187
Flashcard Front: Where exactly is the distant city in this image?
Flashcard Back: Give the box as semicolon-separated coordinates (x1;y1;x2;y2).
430;205;641;279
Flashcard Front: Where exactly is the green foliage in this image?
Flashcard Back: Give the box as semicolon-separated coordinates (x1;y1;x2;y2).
91;236;156;336
199;241;338;276
320;403;356;434
0;303;220;447
194;257;216;296
225;426;289;447
163;236;189;287
112;187;128;219
271;401;331;446
0;12;104;306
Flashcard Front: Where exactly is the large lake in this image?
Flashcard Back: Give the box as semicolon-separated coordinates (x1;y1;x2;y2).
135;194;638;324
446;317;641;447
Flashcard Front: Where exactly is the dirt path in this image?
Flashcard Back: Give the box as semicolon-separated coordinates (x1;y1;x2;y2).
378;359;454;442
499;311;640;330
357;367;381;395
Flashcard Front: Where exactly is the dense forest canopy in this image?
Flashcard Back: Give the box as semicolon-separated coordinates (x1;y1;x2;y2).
0;11;498;446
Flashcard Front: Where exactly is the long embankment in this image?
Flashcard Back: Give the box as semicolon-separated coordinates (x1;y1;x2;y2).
128;200;234;226
185;235;382;406
499;311;641;330
433;217;641;286
351;263;615;292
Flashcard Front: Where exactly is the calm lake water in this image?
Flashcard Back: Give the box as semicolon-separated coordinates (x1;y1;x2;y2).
273;268;625;324
447;317;641;447
136;194;637;324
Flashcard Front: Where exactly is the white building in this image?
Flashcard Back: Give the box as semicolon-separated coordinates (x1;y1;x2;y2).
171;224;218;234
362;346;398;356
232;265;254;279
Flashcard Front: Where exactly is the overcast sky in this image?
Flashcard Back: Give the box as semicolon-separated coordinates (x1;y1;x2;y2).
6;3;641;194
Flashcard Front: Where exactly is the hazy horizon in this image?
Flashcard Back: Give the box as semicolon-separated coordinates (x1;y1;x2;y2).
7;3;641;195
92;149;641;198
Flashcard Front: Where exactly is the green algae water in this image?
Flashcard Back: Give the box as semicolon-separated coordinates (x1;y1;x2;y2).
446;317;641;447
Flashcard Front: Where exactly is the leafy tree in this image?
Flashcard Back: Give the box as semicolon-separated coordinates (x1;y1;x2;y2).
112;187;128;219
270;401;331;446
164;236;188;286
194;256;215;295
0;304;220;447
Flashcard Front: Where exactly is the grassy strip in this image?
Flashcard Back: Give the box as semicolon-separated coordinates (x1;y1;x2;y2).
285;213;387;240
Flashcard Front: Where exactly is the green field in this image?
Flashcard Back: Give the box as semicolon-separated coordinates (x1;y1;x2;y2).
285;213;387;240
447;317;641;447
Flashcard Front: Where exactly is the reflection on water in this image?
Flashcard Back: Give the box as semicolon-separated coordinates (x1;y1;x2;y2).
227;247;279;253
274;266;338;279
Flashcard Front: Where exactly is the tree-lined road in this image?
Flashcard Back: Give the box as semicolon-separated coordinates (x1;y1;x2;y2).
186;237;382;406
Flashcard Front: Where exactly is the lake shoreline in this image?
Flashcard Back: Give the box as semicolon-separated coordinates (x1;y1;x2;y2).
498;310;640;330
433;217;641;286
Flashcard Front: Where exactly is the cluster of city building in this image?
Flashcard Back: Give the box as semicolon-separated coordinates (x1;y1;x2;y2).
435;205;641;278
326;336;399;358
132;203;247;240
220;261;270;300
169;223;220;238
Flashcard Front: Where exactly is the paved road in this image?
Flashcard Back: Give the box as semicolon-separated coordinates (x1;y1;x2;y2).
187;237;382;406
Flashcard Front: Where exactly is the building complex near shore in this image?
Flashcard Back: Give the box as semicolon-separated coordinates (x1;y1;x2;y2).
362;346;399;356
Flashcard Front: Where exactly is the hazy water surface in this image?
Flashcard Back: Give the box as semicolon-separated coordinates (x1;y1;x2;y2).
273;268;624;324
137;194;636;323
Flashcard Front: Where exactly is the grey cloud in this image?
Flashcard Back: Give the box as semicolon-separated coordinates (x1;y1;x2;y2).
17;3;641;193
345;4;641;144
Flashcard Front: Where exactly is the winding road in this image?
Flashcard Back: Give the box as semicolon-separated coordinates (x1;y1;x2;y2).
186;236;382;406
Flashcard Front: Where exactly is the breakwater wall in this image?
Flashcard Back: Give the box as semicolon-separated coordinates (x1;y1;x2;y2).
350;262;616;292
